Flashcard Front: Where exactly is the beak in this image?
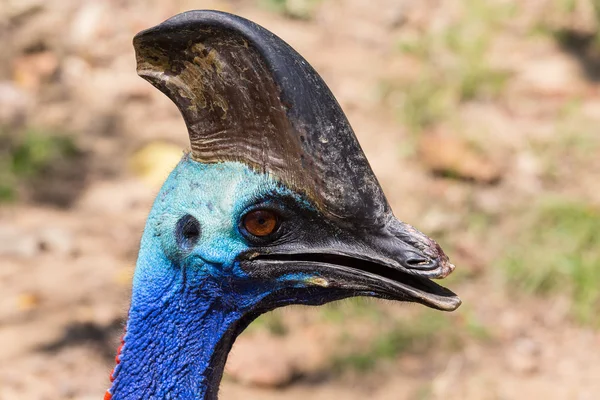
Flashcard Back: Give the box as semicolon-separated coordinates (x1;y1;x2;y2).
135;11;460;312
239;217;461;312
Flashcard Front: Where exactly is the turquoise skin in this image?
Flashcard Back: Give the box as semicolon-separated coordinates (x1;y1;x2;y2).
108;156;316;399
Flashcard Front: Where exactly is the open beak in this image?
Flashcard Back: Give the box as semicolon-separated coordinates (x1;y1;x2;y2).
240;218;461;312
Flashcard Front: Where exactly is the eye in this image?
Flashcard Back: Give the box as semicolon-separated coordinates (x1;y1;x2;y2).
175;214;201;251
242;209;279;238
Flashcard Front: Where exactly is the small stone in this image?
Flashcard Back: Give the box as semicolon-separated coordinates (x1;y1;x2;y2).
17;292;41;311
0;226;39;258
418;130;503;184
68;2;108;47
129;142;184;188
37;227;75;255
0;81;33;125
12;51;59;91
517;53;586;96
114;267;134;286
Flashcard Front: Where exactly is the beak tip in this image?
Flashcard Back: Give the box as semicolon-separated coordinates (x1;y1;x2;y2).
442;261;456;278
447;296;462;311
452;296;462;310
434;294;462;311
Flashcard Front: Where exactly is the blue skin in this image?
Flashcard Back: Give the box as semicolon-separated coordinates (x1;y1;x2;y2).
109;156;318;399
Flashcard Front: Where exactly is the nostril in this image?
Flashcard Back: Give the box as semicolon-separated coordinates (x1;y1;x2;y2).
405;257;437;270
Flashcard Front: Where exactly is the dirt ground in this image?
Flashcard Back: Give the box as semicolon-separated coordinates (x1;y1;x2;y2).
1;0;600;399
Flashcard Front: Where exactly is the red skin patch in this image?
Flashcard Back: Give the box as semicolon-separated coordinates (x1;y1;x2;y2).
106;328;126;397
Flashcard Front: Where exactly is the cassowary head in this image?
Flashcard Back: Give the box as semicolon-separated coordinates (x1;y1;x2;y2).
107;10;460;400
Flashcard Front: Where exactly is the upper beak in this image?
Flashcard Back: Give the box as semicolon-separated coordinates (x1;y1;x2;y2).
240;217;461;312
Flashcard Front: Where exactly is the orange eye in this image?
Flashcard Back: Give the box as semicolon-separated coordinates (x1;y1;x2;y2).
243;209;278;237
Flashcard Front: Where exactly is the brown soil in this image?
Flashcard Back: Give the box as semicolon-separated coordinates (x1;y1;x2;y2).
1;1;599;399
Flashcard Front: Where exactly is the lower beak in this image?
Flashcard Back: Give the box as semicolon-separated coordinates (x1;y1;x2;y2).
241;248;461;312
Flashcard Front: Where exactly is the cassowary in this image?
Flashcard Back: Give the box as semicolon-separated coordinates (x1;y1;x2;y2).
105;10;460;400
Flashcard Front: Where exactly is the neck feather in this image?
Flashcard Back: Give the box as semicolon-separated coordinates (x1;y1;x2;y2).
107;254;256;399
105;159;276;399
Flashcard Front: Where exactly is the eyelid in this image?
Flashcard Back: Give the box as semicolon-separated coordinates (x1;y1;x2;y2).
239;199;289;219
238;189;308;218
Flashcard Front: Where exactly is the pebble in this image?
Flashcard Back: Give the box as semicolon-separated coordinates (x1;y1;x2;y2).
0;81;32;125
0;225;75;258
0;226;39;258
12;51;59;91
517;53;586;96
418;131;503;184
37;227;75;256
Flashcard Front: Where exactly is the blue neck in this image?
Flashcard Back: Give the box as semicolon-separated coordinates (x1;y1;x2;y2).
109;253;253;399
107;221;261;400
106;159;302;399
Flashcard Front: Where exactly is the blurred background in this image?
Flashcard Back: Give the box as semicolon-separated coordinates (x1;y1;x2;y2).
1;0;600;398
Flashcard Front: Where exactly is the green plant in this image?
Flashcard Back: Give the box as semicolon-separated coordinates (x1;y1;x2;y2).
248;309;288;336
529;100;599;183
531;0;600;49
320;297;383;323
594;0;600;46
258;0;322;20
396;73;452;135
0;127;77;202
392;0;512;135
331;311;458;372
412;384;434;400
502;199;600;325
